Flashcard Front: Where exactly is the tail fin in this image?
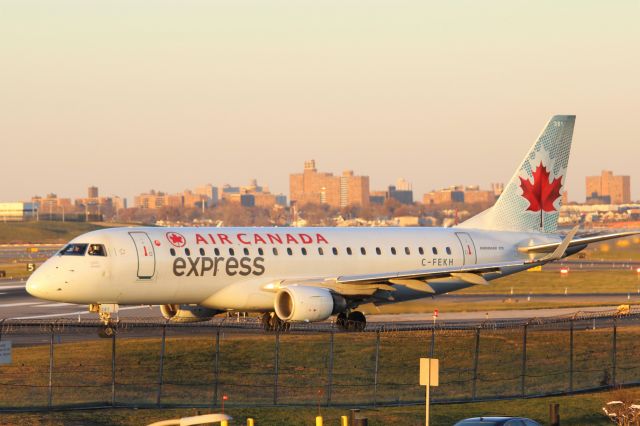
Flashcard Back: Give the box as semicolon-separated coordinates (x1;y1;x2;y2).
459;115;575;233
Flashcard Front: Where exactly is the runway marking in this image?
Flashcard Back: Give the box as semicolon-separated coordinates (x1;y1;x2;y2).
11;306;156;320
0;302;48;307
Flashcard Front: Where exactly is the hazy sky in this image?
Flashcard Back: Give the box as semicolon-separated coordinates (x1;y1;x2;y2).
1;1;639;203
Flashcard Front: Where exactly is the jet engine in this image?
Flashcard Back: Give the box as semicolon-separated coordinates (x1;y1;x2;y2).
160;304;222;323
274;286;347;322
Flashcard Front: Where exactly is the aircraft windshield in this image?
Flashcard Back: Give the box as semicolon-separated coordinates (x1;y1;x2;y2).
59;244;88;256
88;244;107;256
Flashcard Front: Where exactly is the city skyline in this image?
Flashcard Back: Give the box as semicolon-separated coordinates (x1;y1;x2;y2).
5;165;635;207
1;1;638;202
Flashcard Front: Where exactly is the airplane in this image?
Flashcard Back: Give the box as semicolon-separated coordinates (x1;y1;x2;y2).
26;115;638;336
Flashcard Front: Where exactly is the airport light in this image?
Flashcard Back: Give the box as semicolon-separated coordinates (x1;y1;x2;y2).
560;267;569;275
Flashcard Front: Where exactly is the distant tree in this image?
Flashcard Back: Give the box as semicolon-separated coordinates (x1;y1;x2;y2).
269;206;289;226
297;203;337;226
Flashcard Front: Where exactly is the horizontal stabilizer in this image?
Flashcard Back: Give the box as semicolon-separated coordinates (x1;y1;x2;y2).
519;231;639;254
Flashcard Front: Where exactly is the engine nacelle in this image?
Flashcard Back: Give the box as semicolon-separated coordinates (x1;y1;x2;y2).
160;304;222;323
274;286;347;322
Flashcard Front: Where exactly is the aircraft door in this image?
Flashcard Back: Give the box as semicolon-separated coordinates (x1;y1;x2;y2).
129;232;156;279
455;232;477;265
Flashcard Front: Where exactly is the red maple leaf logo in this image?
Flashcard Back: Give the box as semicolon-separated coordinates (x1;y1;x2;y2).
519;162;562;212
166;232;186;247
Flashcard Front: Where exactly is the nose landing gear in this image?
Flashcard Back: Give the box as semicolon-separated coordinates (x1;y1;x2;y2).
89;303;119;338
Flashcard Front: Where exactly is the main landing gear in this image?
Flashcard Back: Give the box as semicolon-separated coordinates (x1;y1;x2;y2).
336;311;366;332
89;303;118;338
260;312;291;332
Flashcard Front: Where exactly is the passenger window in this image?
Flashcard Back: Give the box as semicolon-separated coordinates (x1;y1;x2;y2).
446;247;452;255
418;247;424;255
258;248;264;256
432;247;438;255
229;248;235;256
87;244;107;257
170;248;176;256
243;248;249;256
273;248;278;256
301;248;307;255
360;247;366;255
214;248;220;256
375;247;381;255
404;247;410;255
318;247;324;255
332;247;338;255
346;247;352;255
199;248;205;256
185;248;191;256
60;244;88;256
391;247;396;255
287;248;293;255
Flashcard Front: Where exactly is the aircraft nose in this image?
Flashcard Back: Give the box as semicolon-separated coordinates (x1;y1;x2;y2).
26;263;56;300
26;267;44;298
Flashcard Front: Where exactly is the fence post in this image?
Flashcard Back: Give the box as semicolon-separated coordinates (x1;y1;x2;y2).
373;331;380;407
326;330;334;406
612;318;617;387
273;331;280;405
569;320;574;393
48;325;54;409
156;324;167;406
472;328;480;400
430;327;436;358
213;328;220;407
111;328;116;407
520;324;528;397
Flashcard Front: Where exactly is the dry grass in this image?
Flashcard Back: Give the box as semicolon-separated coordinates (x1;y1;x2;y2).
1;323;637;412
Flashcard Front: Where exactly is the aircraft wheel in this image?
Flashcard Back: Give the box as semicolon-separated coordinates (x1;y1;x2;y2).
347;311;366;332
272;315;290;332
336;312;348;330
280;321;291;332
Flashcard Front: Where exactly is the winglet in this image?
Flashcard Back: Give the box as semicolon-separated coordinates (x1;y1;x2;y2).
541;226;579;261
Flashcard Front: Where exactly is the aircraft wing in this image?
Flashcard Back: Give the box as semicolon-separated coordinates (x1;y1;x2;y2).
517;231;639;254
269;227;580;298
272;257;552;298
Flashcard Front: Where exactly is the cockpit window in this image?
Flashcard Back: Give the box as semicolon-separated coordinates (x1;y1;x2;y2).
88;244;107;257
59;244;88;256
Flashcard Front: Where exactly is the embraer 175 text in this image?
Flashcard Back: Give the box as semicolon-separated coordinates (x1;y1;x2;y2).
26;116;637;335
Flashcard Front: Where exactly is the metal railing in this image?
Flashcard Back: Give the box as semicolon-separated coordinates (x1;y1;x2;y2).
1;311;639;412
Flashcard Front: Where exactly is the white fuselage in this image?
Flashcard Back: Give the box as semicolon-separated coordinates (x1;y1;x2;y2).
26;226;559;312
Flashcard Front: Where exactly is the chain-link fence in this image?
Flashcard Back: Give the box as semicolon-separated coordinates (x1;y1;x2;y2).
1;311;639;412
